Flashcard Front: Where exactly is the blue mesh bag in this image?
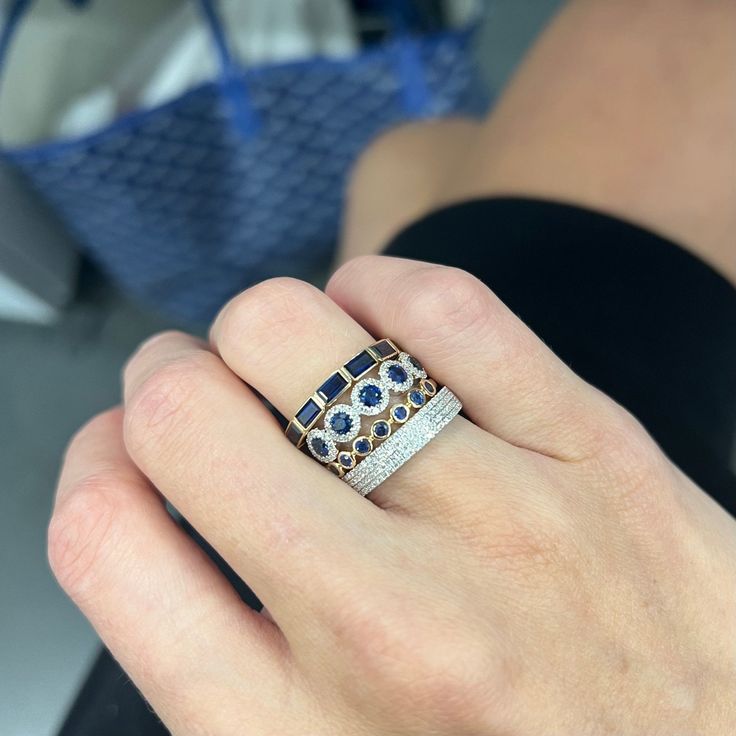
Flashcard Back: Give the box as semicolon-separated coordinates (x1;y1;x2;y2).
0;0;488;323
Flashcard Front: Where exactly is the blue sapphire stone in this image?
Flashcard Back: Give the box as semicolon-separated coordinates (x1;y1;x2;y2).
409;390;425;406
393;405;408;421
286;423;303;446
318;372;349;403
310;436;330;457
371;340;396;358
359;384;383;407
408;355;423;372
388;364;408;384
373;421;390;438
345;350;376;379
329;411;353;436
355;438;371;454
296;399;321;428
338;452;354;469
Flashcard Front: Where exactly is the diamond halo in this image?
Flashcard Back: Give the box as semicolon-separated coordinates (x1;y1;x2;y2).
379;359;414;393
351;378;390;416
324;404;361;443
306;428;338;463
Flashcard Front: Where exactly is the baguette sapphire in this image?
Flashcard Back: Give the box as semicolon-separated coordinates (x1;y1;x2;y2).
345;350;376;379
295;398;321;428
318;371;349;403
371;340;397;358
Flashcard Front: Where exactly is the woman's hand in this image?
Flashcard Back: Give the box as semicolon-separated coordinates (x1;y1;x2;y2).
49;257;736;735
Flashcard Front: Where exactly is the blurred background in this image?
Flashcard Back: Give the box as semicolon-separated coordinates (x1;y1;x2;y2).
0;1;562;734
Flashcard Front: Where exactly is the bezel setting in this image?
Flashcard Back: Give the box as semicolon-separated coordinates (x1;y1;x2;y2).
338;451;356;470
351;378;390;416
306;429;338;463
379;360;414;393
408;389;426;408
353;436;373;456
371;419;392;440
390;404;410;423
324;404;361;443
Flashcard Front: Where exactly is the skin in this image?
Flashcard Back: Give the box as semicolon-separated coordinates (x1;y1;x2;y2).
342;0;736;283
50;259;736;735
49;1;736;733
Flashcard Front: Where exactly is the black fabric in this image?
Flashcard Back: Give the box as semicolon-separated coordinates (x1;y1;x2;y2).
384;197;736;515
58;197;736;735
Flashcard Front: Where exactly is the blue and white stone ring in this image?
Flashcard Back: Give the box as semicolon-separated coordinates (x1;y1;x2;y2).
285;340;462;496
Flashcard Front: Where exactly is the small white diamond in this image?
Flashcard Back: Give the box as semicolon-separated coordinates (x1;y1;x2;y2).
379;359;414;393
306;429;338;463
399;352;427;380
344;387;462;495
351;378;390;416
324;404;361;442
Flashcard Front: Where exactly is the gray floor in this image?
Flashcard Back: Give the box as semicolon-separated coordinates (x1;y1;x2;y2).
0;3;563;735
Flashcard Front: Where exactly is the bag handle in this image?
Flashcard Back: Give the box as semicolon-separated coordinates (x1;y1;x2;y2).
375;0;432;115
0;0;435;143
199;0;434;122
195;0;260;137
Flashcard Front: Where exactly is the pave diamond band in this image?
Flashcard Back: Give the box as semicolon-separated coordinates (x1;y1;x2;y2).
344;387;462;496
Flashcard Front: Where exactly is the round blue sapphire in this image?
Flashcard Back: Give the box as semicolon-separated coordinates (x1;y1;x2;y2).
338;452;355;469
354;438;371;454
372;421;390;439
310;437;330;457
359;384;383;407
388;365;408;385
329;411;353;436
392;405;408;421
409;390;426;407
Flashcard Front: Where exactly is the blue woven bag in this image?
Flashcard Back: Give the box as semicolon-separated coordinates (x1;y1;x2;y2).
0;0;488;323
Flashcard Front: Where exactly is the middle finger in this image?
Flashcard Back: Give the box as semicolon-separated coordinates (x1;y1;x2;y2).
209;277;516;513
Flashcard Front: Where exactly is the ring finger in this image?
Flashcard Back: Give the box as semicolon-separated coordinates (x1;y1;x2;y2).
209;277;521;515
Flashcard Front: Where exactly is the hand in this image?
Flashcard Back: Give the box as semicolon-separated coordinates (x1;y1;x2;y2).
49;257;736;735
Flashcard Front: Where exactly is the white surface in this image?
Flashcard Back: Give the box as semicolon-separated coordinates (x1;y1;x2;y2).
0;271;59;324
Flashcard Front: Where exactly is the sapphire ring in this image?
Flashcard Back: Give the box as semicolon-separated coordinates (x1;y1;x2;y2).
285;340;462;496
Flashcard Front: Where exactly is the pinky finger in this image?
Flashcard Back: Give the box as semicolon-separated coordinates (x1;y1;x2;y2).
49;408;294;733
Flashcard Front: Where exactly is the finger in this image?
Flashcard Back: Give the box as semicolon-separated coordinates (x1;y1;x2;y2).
208;277;520;513
121;331;387;638
327;256;620;461
50;408;293;733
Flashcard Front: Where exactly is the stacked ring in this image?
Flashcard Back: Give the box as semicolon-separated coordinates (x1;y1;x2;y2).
286;340;462;496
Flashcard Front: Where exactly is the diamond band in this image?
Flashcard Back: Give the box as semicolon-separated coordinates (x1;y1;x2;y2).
343;387;462;496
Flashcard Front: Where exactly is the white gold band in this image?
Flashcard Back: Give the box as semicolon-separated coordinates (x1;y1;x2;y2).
343;387;462;496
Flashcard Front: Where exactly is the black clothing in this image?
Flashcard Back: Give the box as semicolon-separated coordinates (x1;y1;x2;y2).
59;197;736;735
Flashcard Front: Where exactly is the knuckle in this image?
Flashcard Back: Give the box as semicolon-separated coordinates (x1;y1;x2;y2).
64;409;122;460
395;266;494;348
48;474;120;599
125;351;216;453
588;406;674;516
214;277;320;354
124;330;191;383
